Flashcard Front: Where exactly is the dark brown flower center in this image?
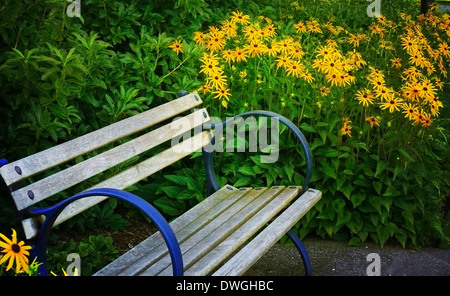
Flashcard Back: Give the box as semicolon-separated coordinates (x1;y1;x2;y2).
12;244;20;253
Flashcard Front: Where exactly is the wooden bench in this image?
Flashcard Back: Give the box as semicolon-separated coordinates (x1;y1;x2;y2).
0;91;321;276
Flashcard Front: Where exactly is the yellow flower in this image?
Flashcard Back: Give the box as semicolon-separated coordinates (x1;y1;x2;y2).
391;58;402;69
402;103;419;121
221;19;238;39
231;11;250;25
365;116;380;128
222;49;235;63
341;123;352;137
263;24;277;38
245;40;267;57
169;40;183;54
285;60;304;78
233;47;248;62
355;89;375;107
380;97;403;113
207;73;228;89
294;21;307;33
206;31;226;52
276;55;292;69
0;229;32;273
213;87;231;101
193;32;207;46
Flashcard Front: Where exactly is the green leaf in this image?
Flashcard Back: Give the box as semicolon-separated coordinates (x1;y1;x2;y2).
284;164;295;182
160;186;183;198
234;177;251;187
373;181;382;195
164;175;189;186
238;165;255;176
322;162;337;179
374;161;387;177
299;122;316;133
350;192;366;208
154;197;185;216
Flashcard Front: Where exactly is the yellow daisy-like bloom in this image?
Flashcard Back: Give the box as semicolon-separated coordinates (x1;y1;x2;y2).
231;11;250;25
391;58;402;69
206;31;226;52
285;60;304;78
402;103;419;121
245;40;267;57
169;40;183;54
207;73;228;90
276;55;292;69
233;47;248;62
263;24;277;38
374;86;395;101
365;116;380;128
278;38;294;55
0;229;32;273
289;45;305;60
221;19;238;39
294;21;307;33
301;71;315;83
380;97;403;113
213;87;231;101
265;41;281;57
222;49;235;63
193;32;207;46
355;89;375;107
341;123;352;137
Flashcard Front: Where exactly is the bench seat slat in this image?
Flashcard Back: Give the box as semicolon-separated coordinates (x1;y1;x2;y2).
95;185;250;275
0;92;202;186
184;186;302;276
160;186;299;276
141;187;272;276
212;188;322;276
22;130;213;239
12;109;210;211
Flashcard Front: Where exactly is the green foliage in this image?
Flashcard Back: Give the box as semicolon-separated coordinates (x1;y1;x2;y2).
47;235;119;276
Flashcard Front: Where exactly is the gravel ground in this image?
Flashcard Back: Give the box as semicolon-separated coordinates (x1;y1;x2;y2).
244;236;450;276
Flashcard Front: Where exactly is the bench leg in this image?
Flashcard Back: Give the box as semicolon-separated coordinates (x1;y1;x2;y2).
27;188;183;276
286;229;312;276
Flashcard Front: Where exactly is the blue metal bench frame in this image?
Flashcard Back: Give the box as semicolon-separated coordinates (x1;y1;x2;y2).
0;91;315;276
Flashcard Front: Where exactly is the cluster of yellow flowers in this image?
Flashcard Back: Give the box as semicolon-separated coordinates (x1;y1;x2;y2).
190;11;322;107
348;9;448;133
168;7;448;134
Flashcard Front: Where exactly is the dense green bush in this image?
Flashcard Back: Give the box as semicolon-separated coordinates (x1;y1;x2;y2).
0;1;448;274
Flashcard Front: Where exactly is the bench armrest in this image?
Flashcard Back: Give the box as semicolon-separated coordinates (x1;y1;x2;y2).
202;111;313;195
26;188;183;276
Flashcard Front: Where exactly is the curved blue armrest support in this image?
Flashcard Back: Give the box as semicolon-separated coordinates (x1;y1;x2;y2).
27;188;183;276
202;110;313;195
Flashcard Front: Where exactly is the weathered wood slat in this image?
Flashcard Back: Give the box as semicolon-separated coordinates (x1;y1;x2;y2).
140;187;271;276
0;92;202;186
22;130;213;239
212;188;322;276
98;186;251;276
12;109;209;211
184;186;301;276
158;186;293;276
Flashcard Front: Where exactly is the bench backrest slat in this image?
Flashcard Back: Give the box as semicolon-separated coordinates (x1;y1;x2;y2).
21;130;213;239
0;92;202;186
11;109;209;211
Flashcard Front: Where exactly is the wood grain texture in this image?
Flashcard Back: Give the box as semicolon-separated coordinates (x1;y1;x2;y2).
12;109;209;211
22;130;213;239
0;92;202;186
212;188;322;276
